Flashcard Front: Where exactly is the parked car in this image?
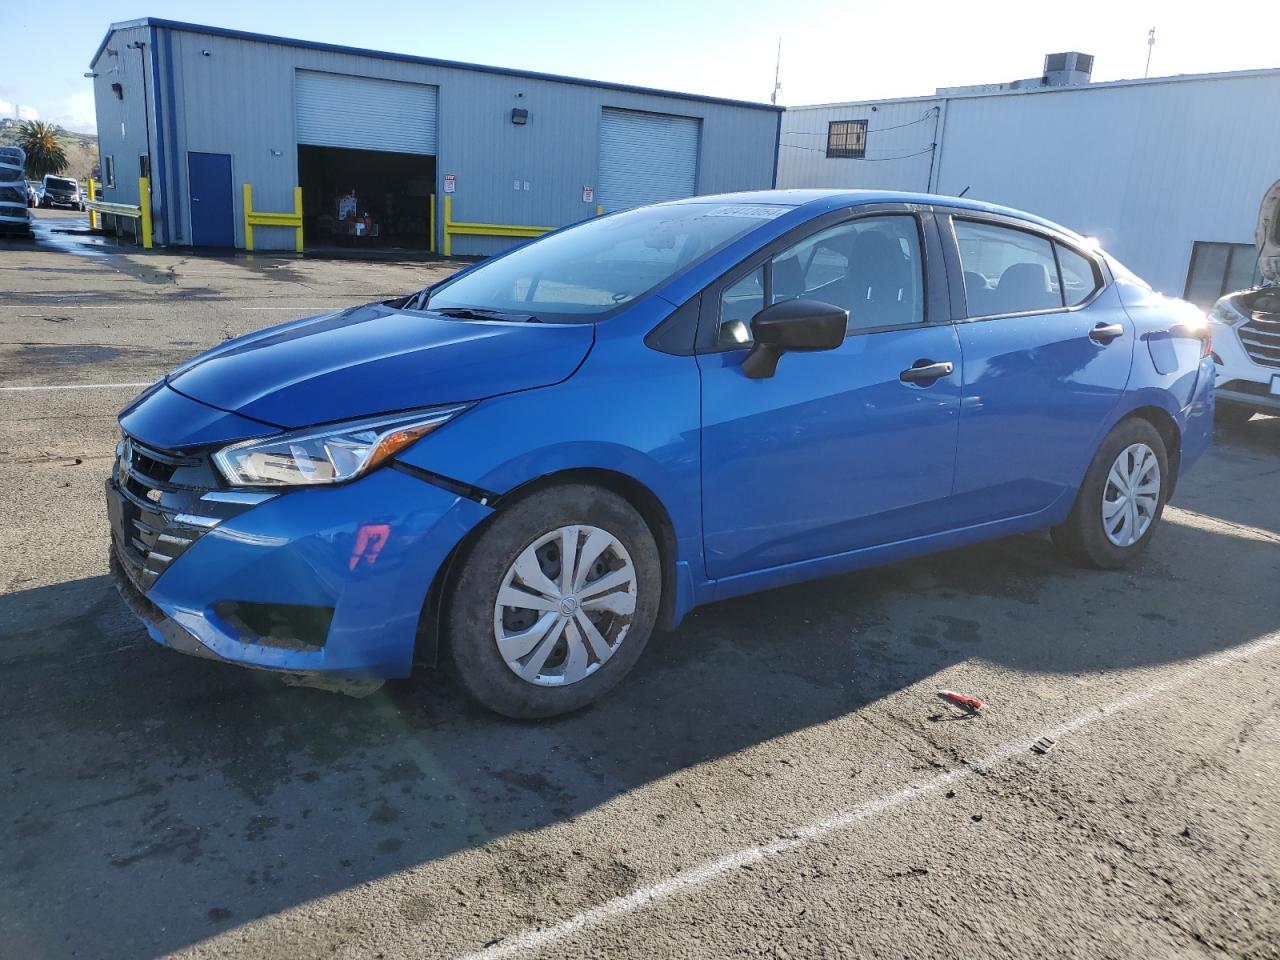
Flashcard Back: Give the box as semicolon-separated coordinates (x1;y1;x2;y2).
1207;178;1279;424
108;190;1214;718
0;146;32;237
39;174;84;210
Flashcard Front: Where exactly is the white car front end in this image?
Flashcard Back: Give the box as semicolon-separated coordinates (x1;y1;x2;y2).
1209;287;1280;419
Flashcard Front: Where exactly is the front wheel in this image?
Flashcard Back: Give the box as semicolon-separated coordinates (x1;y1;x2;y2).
443;484;661;719
1052;418;1169;569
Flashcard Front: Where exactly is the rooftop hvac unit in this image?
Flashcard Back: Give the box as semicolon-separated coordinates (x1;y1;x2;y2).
1043;52;1094;86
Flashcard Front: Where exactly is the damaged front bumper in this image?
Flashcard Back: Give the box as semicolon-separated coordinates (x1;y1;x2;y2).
107;463;492;680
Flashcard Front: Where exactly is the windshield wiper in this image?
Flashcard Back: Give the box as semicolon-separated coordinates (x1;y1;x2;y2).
431;307;540;323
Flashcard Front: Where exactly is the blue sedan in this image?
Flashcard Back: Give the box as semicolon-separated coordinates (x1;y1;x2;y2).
109;190;1215;717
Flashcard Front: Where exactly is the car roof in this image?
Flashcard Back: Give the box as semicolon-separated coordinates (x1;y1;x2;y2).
669;189;1083;241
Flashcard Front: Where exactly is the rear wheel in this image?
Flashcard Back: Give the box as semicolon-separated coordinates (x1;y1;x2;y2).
444;484;661;719
1052;418;1169;569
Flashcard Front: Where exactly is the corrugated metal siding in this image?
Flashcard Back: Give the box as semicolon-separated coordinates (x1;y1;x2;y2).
142;25;777;252
90;24;154;216
597;108;700;212
777;73;1280;296
295;71;437;154
933;74;1280;295
776;100;941;192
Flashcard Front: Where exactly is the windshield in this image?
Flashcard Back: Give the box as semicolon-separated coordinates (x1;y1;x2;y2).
423;201;792;322
47;178;76;191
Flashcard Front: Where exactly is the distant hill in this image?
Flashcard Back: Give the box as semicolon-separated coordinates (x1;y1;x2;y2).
0;123;99;184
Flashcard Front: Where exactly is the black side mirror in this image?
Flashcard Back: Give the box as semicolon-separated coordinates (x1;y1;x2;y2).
741;299;848;379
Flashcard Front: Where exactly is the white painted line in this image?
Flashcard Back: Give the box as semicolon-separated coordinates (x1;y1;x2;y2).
459;629;1280;960
0;382;150;393
1165;505;1280;545
239;305;364;311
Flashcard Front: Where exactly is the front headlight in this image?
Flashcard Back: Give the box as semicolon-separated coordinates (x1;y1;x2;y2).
1208;302;1242;327
212;404;470;487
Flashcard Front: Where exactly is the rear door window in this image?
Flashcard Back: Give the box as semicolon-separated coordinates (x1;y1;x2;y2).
1055;243;1102;307
955;220;1063;317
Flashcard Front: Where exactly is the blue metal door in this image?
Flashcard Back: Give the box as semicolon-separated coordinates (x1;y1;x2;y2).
188;152;234;248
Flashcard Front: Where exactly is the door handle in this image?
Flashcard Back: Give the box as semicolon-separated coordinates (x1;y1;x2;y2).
1088;322;1124;343
899;360;954;384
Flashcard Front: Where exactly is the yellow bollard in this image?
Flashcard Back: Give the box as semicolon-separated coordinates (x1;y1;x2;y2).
243;183;255;252
443;194;452;257
596;205;604;216
88;179;99;230
293;185;303;254
138;176;152;249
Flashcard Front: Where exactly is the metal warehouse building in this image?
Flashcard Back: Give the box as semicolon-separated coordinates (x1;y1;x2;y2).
777;55;1280;305
89;18;780;256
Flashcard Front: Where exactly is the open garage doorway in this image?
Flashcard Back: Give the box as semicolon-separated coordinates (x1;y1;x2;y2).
298;145;436;251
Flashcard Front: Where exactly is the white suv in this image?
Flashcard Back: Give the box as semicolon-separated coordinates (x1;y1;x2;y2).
1210;287;1280;424
1208;179;1279;425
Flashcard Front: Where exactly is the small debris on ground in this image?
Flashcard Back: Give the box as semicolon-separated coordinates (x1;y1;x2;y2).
937;689;985;714
1031;736;1056;755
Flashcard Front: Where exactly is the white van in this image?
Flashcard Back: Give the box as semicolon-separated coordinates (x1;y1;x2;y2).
0;146;32;237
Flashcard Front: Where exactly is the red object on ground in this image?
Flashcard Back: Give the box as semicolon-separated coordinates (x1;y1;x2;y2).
937;689;985;712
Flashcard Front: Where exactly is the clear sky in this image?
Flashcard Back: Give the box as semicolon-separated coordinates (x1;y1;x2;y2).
3;0;1275;133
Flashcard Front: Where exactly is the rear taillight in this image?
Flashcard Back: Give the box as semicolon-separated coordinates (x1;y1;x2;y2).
1201;324;1212;359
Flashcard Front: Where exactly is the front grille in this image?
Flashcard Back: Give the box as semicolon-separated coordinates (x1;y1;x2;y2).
109;436;221;590
1238;311;1280;369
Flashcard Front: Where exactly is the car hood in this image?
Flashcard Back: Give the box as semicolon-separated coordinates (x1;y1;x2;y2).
167;302;595;428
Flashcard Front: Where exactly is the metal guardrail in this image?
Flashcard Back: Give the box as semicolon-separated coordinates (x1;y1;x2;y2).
243;184;303;253
440;195;607;256
84;176;152;249
441;195;552;256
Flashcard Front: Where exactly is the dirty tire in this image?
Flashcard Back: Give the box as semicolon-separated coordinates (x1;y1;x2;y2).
444;484;661;719
1051;417;1170;569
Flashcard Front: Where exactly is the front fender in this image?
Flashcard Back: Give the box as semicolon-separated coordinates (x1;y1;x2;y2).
395;319;705;585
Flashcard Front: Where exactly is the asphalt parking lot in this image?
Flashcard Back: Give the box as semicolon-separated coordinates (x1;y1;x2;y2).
2;208;1279;960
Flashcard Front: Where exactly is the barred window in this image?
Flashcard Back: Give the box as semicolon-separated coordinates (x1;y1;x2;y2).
826;120;867;159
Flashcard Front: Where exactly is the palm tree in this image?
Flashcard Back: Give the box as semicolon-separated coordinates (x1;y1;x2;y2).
17;121;68;181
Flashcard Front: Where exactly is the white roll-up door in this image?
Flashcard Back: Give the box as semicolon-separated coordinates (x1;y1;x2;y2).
598;108;700;212
295;71;437;155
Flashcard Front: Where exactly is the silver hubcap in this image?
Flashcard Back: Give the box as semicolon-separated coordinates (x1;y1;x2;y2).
493;525;638;687
1102;442;1161;547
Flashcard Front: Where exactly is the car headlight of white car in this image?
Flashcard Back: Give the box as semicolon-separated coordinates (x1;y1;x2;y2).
213;404;470;487
1208;302;1244;327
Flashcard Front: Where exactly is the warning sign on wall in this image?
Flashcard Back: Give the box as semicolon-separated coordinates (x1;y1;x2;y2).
443;174;456;194
582;185;594;203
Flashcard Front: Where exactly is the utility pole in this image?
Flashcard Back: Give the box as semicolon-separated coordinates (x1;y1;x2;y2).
1144;27;1156;78
771;37;782;105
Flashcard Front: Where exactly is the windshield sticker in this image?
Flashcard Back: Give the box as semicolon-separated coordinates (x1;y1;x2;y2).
702;205;791;219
